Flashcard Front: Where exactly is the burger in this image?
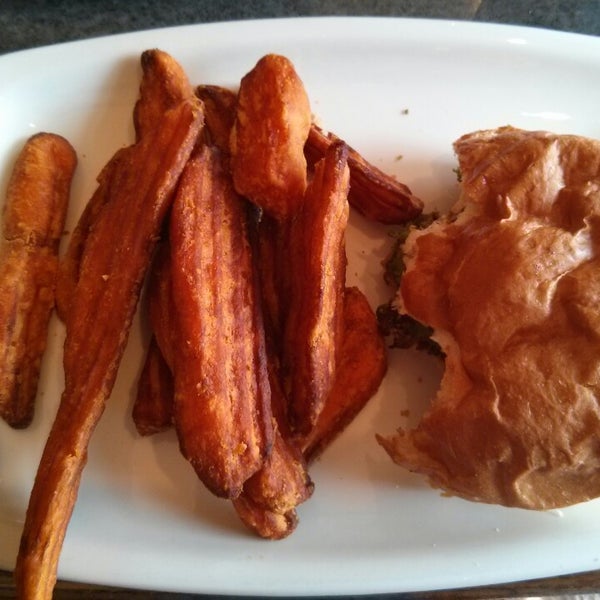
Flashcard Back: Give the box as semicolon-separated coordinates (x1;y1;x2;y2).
377;126;600;510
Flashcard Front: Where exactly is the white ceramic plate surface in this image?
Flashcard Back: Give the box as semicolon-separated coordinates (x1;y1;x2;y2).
1;16;600;596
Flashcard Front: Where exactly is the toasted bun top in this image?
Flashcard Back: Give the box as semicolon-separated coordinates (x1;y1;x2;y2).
378;126;600;509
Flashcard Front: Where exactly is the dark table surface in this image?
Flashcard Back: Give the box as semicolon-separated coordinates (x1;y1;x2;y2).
1;1;600;599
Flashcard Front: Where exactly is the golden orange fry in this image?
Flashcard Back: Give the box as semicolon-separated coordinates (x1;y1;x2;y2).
0;133;76;428
230;54;311;220
15;51;203;599
305;124;423;224
301;286;388;462
169;143;273;498
283;141;350;435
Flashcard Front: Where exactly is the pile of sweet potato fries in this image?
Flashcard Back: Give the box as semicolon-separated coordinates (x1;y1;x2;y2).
2;49;422;598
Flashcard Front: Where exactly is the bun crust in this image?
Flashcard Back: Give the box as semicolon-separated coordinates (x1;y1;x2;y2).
378;126;600;509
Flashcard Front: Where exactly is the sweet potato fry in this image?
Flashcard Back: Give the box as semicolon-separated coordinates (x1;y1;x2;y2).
0;133;76;428
283;141;350;435
253;213;294;346
55;149;125;320
169;143;273;498
56;49;194;320
232;429;313;539
305;124;423;224
15;53;203;599
132;336;174;436
133;228;311;536
145;242;177;369
195;84;237;153
133;49;195;141
230;54;311;220
133;242;176;435
301;286;388;462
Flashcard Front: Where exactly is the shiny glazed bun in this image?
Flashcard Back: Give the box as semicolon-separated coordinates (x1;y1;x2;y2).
377;126;600;509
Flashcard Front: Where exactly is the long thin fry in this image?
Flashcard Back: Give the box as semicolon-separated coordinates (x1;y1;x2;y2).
305;124;423;224
14;57;203;598
132;242;176;435
0;133;76;428
283;141;350;435
133;336;174;436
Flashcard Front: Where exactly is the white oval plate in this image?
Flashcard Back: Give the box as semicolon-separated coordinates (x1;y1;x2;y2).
1;17;600;596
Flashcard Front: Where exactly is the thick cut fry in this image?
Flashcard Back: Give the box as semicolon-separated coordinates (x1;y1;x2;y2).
169;144;273;498
230;54;311;220
0;133;76;428
15;56;203;599
301;286;388;462
305;124;423;224
283;142;350;435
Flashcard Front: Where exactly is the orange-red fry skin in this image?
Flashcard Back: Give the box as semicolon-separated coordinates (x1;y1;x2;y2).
283;142;350;435
305;124;423;225
0;133;76;428
230;54;311;220
15;94;203;600
132;336;174;436
301;286;388;463
169;144;274;499
195;84;237;153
